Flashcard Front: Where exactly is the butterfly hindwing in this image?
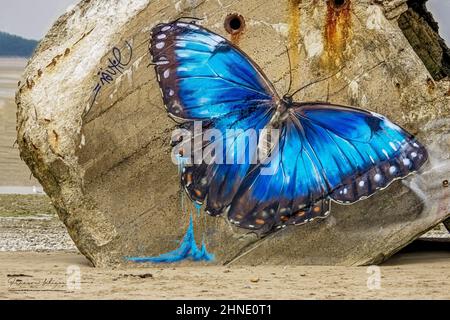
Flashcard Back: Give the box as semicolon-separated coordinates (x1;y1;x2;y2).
227;103;428;233
227;116;332;233
180;105;274;214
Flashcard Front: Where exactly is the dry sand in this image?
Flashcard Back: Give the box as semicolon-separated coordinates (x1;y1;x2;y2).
0;249;449;300
0;58;41;188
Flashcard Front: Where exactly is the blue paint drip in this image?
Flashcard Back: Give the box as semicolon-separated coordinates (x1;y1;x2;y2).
126;214;214;264
176;154;189;174
194;202;202;217
126;154;214;264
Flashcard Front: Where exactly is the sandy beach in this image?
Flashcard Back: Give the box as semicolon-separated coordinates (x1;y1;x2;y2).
0;58;41;189
0;249;449;300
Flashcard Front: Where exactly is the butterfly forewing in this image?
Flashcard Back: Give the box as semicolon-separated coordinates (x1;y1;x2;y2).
150;22;279;121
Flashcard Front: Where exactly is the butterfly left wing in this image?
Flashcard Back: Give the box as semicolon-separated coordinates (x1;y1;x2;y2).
227;103;428;234
151;21;279;214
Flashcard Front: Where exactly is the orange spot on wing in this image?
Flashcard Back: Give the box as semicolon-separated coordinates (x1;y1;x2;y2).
296;211;306;217
255;219;265;225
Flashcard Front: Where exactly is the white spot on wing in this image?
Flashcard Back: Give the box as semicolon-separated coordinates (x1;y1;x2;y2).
389;166;397;175
163;69;170;79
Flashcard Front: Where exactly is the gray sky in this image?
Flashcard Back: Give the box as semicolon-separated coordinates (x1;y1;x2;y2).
0;0;448;43
428;0;450;43
0;0;77;40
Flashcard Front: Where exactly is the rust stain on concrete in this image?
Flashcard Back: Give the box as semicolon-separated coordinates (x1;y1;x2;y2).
321;0;352;70
288;0;301;88
26;78;35;89
426;77;436;94
230;31;243;46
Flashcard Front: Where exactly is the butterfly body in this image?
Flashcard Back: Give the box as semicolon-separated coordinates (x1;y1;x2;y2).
150;20;428;235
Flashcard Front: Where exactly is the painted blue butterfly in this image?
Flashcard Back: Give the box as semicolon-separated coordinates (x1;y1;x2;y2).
150;20;428;235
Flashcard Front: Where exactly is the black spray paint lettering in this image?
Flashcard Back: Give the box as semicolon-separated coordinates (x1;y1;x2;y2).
91;40;133;107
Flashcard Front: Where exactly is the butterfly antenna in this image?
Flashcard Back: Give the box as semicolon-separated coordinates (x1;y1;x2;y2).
326;82;330;103
174;16;204;23
286;45;294;95
288;65;345;98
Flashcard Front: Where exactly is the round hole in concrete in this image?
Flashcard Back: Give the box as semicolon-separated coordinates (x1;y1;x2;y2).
224;14;245;34
333;0;346;7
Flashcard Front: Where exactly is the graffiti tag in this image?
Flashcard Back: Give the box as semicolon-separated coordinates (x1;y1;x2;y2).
90;40;133;107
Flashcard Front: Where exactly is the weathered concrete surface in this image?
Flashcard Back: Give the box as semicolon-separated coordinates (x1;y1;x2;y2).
398;0;450;80
16;0;450;267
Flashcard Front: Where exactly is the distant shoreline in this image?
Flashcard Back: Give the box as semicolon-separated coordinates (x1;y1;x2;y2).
0;31;38;58
0;55;30;59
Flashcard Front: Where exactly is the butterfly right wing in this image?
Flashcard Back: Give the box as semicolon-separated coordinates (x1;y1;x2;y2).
292;103;428;203
226;103;428;234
